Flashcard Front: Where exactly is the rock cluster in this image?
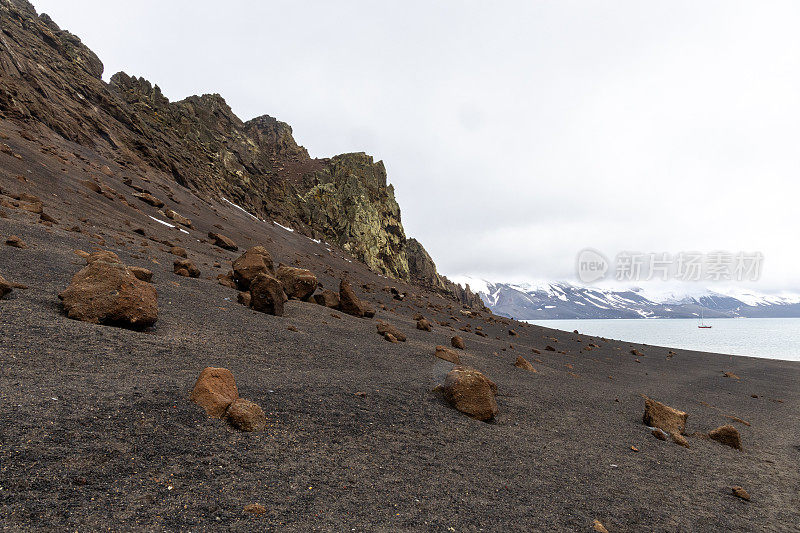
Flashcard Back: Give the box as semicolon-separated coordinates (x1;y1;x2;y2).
190;367;265;432
377;322;406;342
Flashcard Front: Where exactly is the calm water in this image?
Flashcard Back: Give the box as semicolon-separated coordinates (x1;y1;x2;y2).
524;318;800;362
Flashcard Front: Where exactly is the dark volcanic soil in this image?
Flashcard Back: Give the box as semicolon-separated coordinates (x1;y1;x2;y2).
1;121;799;532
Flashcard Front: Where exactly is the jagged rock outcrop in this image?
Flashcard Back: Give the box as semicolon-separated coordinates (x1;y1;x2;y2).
0;0;484;309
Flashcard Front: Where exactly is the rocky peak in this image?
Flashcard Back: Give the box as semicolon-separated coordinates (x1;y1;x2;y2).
245;115;309;160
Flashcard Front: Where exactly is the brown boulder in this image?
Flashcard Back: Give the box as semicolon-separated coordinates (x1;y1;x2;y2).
671;433;690;448
451;336;465;350
133;192;164;208
59;261;158;328
244;503;267;515
313;289;339;308
5;235;26;248
232;246;274;289
128;266;153;283
708;425;742;450
442;366;498;422
731;486;750;501
363;304;376;319
435;345;461;364
377;322;406;342
190;367;239;418
514;356;536;372
218;271;237;289
276;264;317;300
416;318;432;331
339;278;366;318
164;209;193;228
170;246;188;258
0;272;12;299
224;398;267;432
249;273;284;316
642;396;688;435
651;428;668;441
208;231;238;251
173;259;200;278
237;291;252;307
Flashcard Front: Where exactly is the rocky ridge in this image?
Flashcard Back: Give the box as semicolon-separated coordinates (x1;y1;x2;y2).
0;0;482;308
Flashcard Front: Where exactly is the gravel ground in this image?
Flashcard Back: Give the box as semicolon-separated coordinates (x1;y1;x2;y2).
1;143;799;531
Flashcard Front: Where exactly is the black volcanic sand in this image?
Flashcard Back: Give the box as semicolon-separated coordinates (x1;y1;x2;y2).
1;128;800;532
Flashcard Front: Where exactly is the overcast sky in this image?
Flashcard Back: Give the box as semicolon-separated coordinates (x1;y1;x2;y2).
31;1;800;290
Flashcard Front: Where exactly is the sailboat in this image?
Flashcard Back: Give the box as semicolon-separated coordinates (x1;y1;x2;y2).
698;308;712;329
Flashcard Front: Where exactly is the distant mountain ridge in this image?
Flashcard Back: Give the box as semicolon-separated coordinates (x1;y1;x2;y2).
451;276;800;320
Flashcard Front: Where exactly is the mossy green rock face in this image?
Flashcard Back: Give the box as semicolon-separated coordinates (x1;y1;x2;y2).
299;153;410;279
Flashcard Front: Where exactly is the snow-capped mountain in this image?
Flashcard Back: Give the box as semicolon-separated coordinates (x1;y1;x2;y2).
449;276;800;320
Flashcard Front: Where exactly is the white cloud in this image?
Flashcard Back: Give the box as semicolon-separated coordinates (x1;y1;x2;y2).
31;0;800;290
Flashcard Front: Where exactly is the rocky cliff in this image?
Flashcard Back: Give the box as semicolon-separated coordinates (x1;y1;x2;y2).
0;0;482;307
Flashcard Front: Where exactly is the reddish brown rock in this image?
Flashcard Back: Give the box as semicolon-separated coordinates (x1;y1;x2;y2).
208;231;238;251
133;192;164;208
59;261;158;328
363;304;376;319
190;367;239;418
173;259;200;278
313;289;339;308
244;503;267;515
164;209;193;228
224;398;266;431
545;345;556;352
442;366;498;422
514;356;536;372
377;322;406;342
339;278;366;318
170;246;188;258
218;271;237;289
651;428;668;441
708;425;742;450
237;291;251;307
128;266;153;283
276;264;317;300
508;329;518;336
5;235;26;248
0;272;12;299
416;318;432;331
671;433;690;448
731;486;750;501
249;273;284;316
435;345;461;364
642;396;688;435
451;335;465;350
232;246;274;289
384;333;398;343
